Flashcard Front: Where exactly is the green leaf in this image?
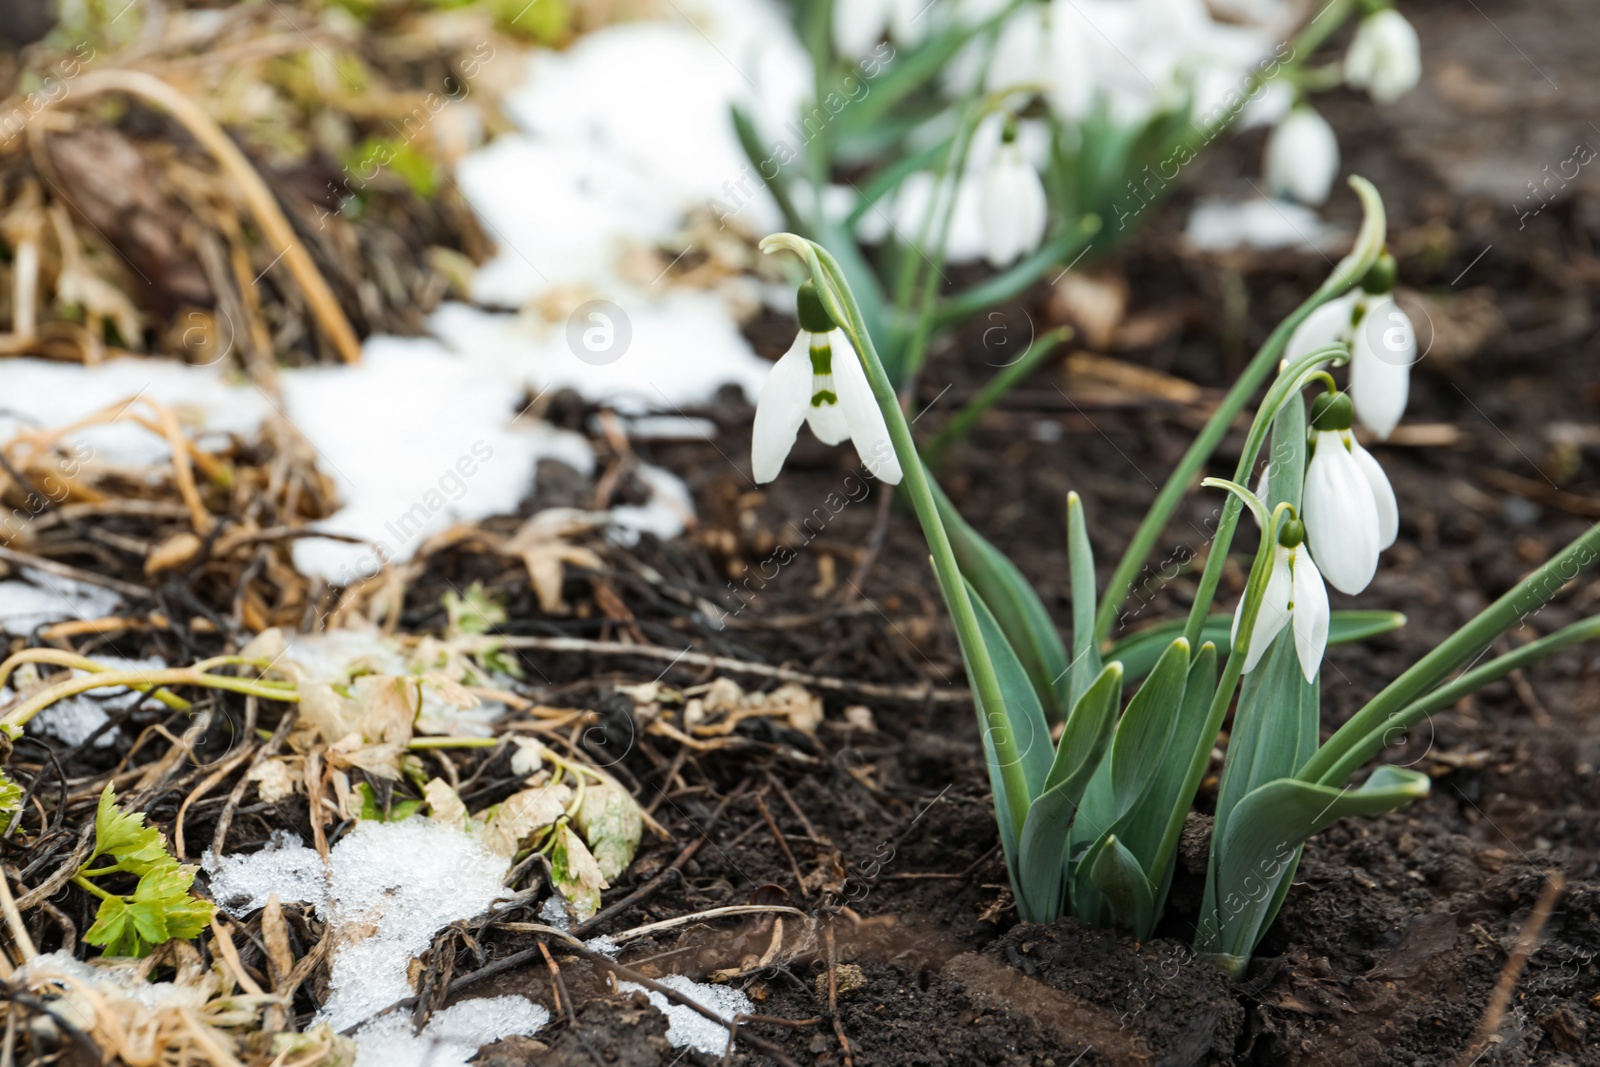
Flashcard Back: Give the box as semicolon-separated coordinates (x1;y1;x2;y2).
1197;766;1430;972
84;895;130;950
1086;835;1157;935
1067;492;1102;711
93;784;170;874
1108;610;1407;681
930;474;1071;722
964;578;1055;806
1108;638;1190;816
1015;664;1123;922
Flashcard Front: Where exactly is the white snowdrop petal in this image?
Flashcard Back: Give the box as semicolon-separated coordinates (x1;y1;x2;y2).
1241;546;1293;673
1346;10;1421;104
1350;439;1399;550
1290;549;1330;682
1350;295;1413;439
805;396;851;446
1285;293;1356;363
1303;432;1381;595
1264;108;1340;206
750;336;815;483
890;0;930;47
831;334;903;484
834;0;891;57
981;146;1048;268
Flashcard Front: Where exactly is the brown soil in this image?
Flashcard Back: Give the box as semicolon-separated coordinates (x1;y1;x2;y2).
396;2;1600;1059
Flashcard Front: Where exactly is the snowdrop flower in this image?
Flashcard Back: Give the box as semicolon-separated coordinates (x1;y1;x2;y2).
1232;518;1329;681
752;283;903;485
1264;106;1340;205
834;0;928;57
1286;255;1415;439
1301;391;1397;595
1345;8;1422;104
980;127;1048;268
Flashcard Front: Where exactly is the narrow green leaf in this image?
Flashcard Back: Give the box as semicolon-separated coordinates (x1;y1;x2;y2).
1067;492;1102;710
1197;766;1430;972
964;579;1054;803
1107;610;1407;681
931;474;1072;722
1108;638;1190;816
1015;664;1123;922
1087;834;1157;935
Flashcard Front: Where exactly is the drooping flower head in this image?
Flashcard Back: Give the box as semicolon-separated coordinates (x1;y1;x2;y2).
751;283;903;485
1264;105;1340;206
1301;390;1398;595
1232;515;1329;682
980;120;1049;268
1345;8;1422;104
1286;252;1415;439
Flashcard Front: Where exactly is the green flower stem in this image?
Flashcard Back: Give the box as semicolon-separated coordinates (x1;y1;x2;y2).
71;875;115;902
1303;522;1600;784
0;669;300;733
1179;344;1350;648
925;327;1073;464
763;234;1032;836
1096;177;1388;645
1315;614;1600;788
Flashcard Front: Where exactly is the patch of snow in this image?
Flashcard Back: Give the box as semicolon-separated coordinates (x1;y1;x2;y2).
203;820;511;1034
3;654;167;748
430;295;771;414
538;894;571;931
608;463;695;545
1185;198;1344;253
0;570;122;636
619;974;754;1055
280;335;596;584
203;831;328;915
352;996;549;1067
0;358;268;467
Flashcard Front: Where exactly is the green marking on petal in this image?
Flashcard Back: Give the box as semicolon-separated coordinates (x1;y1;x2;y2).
809;341;832;376
811;390;839;407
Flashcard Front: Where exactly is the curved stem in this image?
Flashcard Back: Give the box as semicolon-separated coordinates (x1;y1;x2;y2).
763;235;1032;837
0;650;191;712
1179;344;1348;647
1095;178;1387;646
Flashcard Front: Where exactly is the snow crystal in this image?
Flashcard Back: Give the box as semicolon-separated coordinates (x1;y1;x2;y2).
0;570;122;636
202;831;328;915
538;894;571;931
619;974;754;1055
352;996;549;1067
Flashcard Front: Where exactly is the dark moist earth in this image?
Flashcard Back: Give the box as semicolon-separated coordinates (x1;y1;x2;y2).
428;5;1600;1065
133;2;1597;1064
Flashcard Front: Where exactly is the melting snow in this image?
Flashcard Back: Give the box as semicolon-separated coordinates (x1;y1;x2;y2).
351;997;549;1067
619;974;754;1055
202;819;511;1035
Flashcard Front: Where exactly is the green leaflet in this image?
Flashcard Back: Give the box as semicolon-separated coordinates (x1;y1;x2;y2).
931;474;1072;722
1196;766;1430;974
550;824;606;921
1015;664;1122;922
81;784;214;957
1107;610;1406;681
573;781;644;883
